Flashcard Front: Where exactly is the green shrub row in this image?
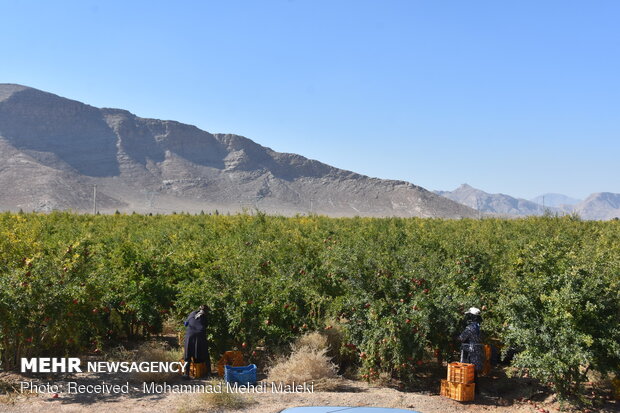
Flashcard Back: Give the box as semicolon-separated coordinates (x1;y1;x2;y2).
0;212;618;402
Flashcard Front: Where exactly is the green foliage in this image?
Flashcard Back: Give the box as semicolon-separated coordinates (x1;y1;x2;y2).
0;212;618;403
499;236;620;402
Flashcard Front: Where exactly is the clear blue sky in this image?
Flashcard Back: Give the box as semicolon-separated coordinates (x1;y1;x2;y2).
1;1;618;199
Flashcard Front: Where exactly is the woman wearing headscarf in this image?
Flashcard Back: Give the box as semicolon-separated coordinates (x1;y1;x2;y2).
183;304;211;378
458;307;483;393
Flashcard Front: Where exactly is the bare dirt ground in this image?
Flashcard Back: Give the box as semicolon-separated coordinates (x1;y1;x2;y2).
1;370;617;413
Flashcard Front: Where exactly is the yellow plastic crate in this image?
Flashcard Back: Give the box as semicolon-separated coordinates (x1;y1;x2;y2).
440;379;475;402
179;359;209;379
447;362;475;384
191;362;208;378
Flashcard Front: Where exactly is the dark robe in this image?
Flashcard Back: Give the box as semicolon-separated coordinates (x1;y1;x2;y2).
184;310;211;375
459;321;484;372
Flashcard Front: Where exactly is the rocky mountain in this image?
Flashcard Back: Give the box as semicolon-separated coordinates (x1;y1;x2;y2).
0;84;477;218
572;193;620;220
435;184;558;216
530;193;581;208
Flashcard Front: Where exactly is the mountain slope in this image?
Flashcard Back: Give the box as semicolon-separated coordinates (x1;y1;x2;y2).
435;184;557;216
0;84;476;218
573;193;620;220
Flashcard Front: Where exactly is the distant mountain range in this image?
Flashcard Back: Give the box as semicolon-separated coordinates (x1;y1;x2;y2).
435;184;620;220
435;184;552;216
530;193;581;208
0;84;477;218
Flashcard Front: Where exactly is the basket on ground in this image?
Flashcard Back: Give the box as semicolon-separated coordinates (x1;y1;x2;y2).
440;379;475;402
447;362;475;384
224;364;257;385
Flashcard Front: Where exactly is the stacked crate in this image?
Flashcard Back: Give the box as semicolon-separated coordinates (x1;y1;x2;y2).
440;362;475;402
179;358;209;379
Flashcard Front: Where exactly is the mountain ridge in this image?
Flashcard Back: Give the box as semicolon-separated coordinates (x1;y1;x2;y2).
0;84;476;218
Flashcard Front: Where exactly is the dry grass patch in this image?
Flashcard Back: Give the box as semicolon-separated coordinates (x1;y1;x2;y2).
103;344;135;361
177;381;255;413
294;331;329;351
0;379;18;394
131;341;183;383
0;393;17;405
267;332;338;386
0;381;17;405
0;378;37;405
311;377;351;391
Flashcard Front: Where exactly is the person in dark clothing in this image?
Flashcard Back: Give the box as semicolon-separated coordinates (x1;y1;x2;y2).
183;305;211;379
459;307;484;393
